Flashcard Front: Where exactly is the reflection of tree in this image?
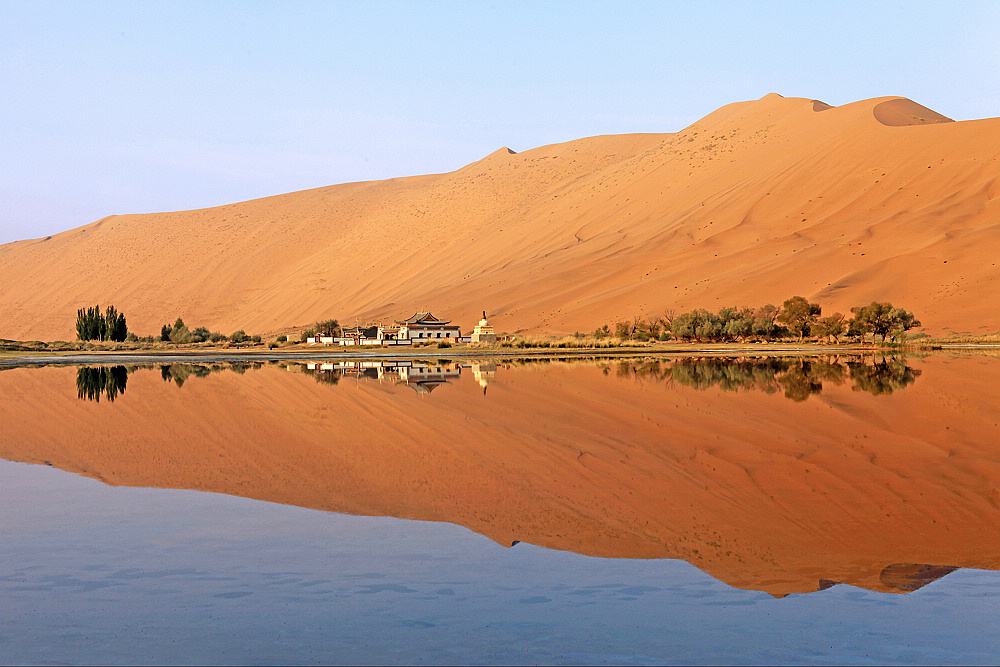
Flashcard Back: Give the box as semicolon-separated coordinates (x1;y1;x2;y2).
606;356;920;401
669;358;786;394
156;362;262;386
76;366;128;402
160;363;213;387
847;358;921;395
302;367;342;385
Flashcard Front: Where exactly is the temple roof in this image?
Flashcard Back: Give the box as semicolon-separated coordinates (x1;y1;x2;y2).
395;311;450;325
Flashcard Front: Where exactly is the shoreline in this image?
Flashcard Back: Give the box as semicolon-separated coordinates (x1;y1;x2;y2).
2;343;996;367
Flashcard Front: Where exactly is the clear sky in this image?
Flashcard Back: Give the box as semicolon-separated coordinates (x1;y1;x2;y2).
2;0;998;244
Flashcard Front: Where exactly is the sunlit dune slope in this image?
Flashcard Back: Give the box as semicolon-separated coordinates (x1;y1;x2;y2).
1;355;999;596
1;93;998;340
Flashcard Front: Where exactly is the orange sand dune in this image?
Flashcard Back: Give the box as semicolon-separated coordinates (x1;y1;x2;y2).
1;93;998;340
1;354;998;596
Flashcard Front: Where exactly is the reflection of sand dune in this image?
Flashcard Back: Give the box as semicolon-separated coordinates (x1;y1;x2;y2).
1;355;999;597
879;563;959;592
0;94;998;341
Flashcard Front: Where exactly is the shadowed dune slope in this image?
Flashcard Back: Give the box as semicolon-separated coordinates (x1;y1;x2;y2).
1;94;998;340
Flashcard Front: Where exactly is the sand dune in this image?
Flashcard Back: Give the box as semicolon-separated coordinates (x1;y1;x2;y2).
1;354;998;596
1;93;998;340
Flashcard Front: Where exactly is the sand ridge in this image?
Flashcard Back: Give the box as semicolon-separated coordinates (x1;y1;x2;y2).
0;93;997;340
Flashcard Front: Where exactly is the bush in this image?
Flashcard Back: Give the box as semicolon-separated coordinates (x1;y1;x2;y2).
251;334;262;344
276;334;287;342
436;341;452;348
230;330;247;343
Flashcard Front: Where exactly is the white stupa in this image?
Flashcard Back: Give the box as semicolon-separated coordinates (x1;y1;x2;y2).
470;311;497;343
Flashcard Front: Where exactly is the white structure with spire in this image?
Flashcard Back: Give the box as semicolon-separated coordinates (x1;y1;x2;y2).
470;311;497;343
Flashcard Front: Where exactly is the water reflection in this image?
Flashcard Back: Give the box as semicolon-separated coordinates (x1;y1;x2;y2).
7;353;999;597
159;362;263;387
76;366;128;402
605;356;921;400
302;360;475;394
74;356;921;402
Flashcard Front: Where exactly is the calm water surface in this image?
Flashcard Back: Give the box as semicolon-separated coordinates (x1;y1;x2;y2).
2;354;999;664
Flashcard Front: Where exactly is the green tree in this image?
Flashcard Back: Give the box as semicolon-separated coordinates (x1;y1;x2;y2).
849;302;919;343
613;320;633;339
190;326;211;343
76;305;106;341
671;309;721;342
751;304;780;339
314;319;341;338
887;307;921;341
813;313;847;343
777;296;821;341
719;307;753;341
169;317;192;344
104;305;128;342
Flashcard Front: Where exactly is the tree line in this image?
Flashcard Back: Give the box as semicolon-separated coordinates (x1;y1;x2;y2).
597;297;921;344
76;305;129;342
76;306;261;344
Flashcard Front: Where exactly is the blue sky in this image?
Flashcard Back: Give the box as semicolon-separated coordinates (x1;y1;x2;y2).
2;1;998;244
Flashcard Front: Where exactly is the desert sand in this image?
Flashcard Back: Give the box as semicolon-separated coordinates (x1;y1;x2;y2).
1;353;998;597
0;94;998;341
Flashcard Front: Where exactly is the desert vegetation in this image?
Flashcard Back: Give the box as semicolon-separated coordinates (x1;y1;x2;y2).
76;305;129;342
595;297;921;345
159;318;234;344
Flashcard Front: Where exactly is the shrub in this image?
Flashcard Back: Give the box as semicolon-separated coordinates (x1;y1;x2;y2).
251;334;262;344
230;330;247;343
276;334;287;342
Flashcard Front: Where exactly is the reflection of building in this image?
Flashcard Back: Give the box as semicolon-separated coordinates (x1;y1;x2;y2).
298;359;499;396
398;363;462;394
470;312;497;343
396;312;462;341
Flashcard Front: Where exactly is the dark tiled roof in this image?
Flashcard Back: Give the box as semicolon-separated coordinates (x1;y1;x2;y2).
396;311;450;325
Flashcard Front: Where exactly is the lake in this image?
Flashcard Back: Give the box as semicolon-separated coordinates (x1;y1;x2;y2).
2;353;999;664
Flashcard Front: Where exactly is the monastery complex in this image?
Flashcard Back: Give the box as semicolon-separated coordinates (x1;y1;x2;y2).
306;311;497;346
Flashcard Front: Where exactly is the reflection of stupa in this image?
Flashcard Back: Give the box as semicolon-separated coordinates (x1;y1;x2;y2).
471;311;497;343
471;363;497;395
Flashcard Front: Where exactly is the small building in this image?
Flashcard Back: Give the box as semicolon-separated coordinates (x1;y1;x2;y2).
470;312;497;343
338;324;410;346
396;312;462;341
